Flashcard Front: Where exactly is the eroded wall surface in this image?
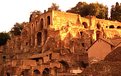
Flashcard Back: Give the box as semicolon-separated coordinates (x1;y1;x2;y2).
0;10;121;76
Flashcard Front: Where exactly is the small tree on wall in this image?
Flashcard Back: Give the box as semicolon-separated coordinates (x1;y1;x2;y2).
48;3;60;11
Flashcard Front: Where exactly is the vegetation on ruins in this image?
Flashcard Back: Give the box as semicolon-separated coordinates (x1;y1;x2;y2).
48;3;60;11
10;23;23;36
67;2;108;19
29;11;42;22
0;32;10;46
111;2;121;22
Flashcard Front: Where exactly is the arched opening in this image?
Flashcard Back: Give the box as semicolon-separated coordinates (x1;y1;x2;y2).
37;32;42;46
33;69;40;75
82;43;85;47
80;32;83;36
117;26;121;29
109;25;114;28
40;19;44;30
82;22;88;28
59;60;69;72
97;23;101;29
106;26;108;28
6;72;10;76
47;16;50;26
42;68;50;76
80;61;89;68
21;71;24;76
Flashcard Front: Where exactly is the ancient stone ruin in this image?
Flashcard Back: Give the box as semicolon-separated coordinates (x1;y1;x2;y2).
0;10;121;76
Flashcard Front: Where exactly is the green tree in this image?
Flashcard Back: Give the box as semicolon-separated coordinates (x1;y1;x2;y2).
67;2;88;14
67;2;108;19
0;32;10;46
10;23;23;36
111;2;121;22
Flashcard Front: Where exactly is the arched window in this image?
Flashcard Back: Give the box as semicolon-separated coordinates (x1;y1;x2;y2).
82;43;85;47
109;25;114;28
59;60;69;72
106;26;108;28
42;68;50;76
40;18;44;30
6;72;10;76
82;22;88;28
117;26;121;29
33;69;40;75
97;23;101;29
47;16;50;25
37;32;42;46
80;61;89;68
80;32;83;36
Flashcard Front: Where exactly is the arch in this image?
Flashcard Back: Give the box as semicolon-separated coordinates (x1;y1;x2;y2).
6;72;10;76
106;26;108;28
109;25;114;28
40;18;44;30
82;22;88;28
42;68;50;76
117;26;121;29
80;32;83;36
47;16;50;26
97;23;101;29
82;43;85;47
80;61;89;68
33;69;40;75
59;60;69;72
37;32;42;46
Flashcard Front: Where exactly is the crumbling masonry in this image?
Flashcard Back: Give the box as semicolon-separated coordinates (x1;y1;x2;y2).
0;10;121;76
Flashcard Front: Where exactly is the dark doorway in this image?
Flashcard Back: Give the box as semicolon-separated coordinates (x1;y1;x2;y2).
6;72;10;76
82;22;88;28
117;26;121;29
33;69;40;76
97;23;101;29
59;60;69;72
47;16;50;26
37;32;42;46
42;68;50;76
40;19;44;30
109;25;114;28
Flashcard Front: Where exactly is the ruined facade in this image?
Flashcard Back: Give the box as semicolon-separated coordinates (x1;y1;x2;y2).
0;10;121;76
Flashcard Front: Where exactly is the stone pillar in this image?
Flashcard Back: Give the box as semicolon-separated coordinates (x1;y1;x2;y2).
29;67;34;76
50;68;57;76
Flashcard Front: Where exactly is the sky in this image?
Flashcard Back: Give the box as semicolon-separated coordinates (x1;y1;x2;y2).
0;0;121;32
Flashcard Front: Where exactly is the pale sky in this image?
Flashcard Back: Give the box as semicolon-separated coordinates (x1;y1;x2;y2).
0;0;121;32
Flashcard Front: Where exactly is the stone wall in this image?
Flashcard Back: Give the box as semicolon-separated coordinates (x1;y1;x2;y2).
0;10;121;76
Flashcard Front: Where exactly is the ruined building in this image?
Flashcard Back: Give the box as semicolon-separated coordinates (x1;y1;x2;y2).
0;10;121;76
